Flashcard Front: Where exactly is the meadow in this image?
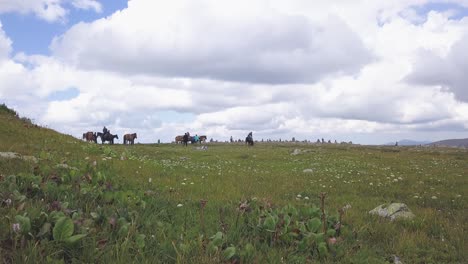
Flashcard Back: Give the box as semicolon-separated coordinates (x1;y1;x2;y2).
0;105;466;263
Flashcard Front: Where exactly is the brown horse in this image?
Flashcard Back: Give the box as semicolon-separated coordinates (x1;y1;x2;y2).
123;133;137;145
175;135;184;144
83;131;97;143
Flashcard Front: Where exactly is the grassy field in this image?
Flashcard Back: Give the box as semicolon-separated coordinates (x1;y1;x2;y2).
0;104;467;263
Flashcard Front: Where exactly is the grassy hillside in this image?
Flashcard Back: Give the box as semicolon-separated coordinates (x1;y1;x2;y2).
0;105;467;263
430;138;468;148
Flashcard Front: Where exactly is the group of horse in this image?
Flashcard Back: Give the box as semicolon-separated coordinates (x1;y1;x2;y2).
82;131;137;145
174;135;207;144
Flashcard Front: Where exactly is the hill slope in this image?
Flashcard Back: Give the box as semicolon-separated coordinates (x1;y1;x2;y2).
429;138;468;147
0;104;80;155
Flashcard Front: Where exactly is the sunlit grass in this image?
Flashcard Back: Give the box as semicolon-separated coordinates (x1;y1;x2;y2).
1;108;467;263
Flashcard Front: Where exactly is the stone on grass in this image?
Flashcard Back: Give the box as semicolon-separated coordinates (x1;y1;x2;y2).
55;164;78;170
369;203;415;221
291;149;302;155
0;152;38;163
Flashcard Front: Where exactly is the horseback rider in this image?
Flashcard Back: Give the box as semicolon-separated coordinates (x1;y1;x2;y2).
103;126;109;136
248;131;253;140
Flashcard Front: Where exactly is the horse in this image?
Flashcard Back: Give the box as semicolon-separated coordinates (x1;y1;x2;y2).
97;132;118;144
245;136;254;146
175;135;184;144
83;131;97;143
123;133;137;145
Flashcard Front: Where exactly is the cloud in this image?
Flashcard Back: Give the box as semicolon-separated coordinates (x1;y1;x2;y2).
71;0;102;13
50;0;373;84
0;0;68;22
1;0;468;144
408;32;468;102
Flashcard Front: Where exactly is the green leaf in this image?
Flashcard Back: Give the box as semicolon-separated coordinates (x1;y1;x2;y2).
207;243;218;255
318;242;328;257
37;222;52;237
223;246;236;260
242;243;254;258
314;233;325;243
65;234;87;245
263;214;277;231
118;224;129;237
53;217;74;241
49;211;65;222
210;232;224;247
136;234;146;249
326;228;336;237
15;215;31;234
307;218;321;233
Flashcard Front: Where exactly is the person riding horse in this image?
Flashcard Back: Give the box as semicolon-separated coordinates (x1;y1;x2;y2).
103;126;109;136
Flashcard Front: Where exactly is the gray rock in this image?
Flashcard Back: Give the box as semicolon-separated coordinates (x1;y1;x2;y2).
55;164;78;170
291;149;302;155
0;152;38;163
369;203;415;221
0;152;19;159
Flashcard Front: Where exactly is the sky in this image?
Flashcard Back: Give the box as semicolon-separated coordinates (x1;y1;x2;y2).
0;0;467;145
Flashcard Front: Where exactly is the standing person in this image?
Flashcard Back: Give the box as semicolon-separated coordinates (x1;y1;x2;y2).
183;132;189;147
194;134;199;144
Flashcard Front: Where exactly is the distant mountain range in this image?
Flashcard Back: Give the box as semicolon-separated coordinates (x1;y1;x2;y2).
428;138;468;147
385;139;431;146
384;138;468;147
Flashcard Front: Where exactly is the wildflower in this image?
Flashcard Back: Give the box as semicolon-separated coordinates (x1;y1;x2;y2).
12;223;20;233
149;178;152;183
177;204;183;207
456;194;461;198
304;196;309;200
190;182;194;185
431;196;437;199
369;183;373;186
181;182;186;185
296;194;302;198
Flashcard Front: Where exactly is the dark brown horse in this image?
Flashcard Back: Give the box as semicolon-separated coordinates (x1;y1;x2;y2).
97;132;118;144
82;131;97;143
123;133;137;145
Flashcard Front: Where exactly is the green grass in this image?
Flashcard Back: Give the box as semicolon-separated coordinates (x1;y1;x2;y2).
0;105;467;263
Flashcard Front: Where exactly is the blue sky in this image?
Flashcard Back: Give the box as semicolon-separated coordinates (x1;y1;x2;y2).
0;0;127;55
0;0;467;144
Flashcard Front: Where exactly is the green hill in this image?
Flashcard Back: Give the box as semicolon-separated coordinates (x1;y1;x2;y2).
0;104;467;263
